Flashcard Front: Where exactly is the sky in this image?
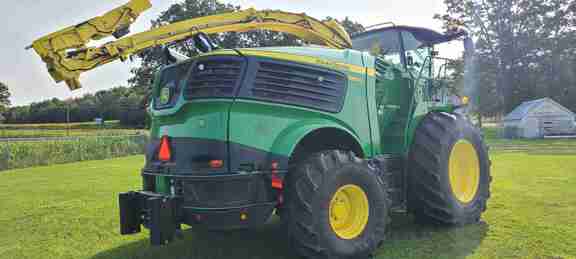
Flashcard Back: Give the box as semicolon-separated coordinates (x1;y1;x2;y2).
0;0;447;106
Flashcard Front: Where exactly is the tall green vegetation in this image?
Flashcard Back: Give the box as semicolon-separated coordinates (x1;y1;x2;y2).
0;136;146;171
437;0;576;116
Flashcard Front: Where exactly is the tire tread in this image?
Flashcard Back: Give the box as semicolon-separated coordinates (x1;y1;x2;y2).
408;113;491;225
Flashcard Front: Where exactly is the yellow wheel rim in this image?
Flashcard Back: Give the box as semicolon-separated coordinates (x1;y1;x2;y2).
329;184;369;239
449;139;481;204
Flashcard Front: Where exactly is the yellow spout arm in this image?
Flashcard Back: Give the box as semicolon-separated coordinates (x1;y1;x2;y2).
29;1;352;91
28;0;152;90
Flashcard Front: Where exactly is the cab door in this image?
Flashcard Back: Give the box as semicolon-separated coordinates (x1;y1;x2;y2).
371;30;414;154
402;31;434;105
378;30;435;154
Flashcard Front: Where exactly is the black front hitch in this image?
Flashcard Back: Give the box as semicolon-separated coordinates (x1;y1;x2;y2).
119;191;182;246
148;196;181;245
119;192;142;235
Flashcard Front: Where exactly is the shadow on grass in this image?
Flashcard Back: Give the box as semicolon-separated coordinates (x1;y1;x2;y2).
376;213;489;259
92;215;488;259
491;150;576;156
91;217;295;259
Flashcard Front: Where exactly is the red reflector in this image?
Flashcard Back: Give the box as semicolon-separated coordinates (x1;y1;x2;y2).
272;177;283;189
209;160;224;168
158;136;171;162
271;161;283;189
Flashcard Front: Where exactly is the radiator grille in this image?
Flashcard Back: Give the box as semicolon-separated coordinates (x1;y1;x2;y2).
182;56;348;113
250;61;347;112
184;56;245;99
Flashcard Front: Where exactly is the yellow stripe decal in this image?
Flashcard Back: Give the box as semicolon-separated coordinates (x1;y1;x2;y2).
367;68;376;77
239;50;370;77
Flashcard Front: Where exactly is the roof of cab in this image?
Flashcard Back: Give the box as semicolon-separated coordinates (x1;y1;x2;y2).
352;25;466;46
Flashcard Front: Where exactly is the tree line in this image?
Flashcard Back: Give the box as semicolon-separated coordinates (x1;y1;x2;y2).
2;86;147;127
437;0;576;117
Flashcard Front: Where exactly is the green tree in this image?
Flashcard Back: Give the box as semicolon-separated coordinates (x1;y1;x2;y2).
129;0;238;92
437;0;576;114
337;17;365;35
0;82;11;112
94;87;131;120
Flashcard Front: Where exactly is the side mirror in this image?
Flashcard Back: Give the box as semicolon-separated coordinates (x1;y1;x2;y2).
193;32;219;53
162;46;178;64
162;46;189;64
463;37;475;57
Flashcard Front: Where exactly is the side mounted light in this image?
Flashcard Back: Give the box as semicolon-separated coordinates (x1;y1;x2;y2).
461;96;470;106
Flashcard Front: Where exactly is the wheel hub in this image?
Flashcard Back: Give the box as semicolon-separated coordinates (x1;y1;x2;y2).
329;184;369;239
448;139;481;204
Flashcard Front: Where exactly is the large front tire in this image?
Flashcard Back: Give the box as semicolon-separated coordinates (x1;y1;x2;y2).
284;150;389;259
407;112;491;225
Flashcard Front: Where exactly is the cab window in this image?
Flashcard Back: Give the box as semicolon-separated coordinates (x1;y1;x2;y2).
402;31;432;78
352;29;403;67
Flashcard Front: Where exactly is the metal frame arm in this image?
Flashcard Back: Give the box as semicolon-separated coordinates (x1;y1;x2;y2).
29;1;352;90
28;0;152;89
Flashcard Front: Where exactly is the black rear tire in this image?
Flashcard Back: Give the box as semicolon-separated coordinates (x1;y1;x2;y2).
407;112;491;225
283;150;389;259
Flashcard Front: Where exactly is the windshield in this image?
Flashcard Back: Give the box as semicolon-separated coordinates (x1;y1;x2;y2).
352;29;403;66
353;29;402;55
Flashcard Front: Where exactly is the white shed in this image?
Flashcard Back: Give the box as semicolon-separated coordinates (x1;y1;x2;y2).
503;98;576;139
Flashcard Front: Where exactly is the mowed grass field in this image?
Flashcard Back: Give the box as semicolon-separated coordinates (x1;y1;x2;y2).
1;140;576;258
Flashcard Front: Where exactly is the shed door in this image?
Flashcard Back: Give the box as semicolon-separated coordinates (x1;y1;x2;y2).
523;118;540;138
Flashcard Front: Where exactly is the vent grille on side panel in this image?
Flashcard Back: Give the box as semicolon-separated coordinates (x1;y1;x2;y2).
251;61;347;113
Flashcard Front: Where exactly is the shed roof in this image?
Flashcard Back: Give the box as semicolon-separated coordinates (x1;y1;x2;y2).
504;98;575;121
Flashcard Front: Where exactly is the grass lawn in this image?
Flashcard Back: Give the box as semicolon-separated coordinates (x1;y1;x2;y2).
1;149;576;258
483;128;576;156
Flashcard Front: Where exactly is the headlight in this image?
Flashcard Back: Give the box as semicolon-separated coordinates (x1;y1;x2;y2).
158;85;172;106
